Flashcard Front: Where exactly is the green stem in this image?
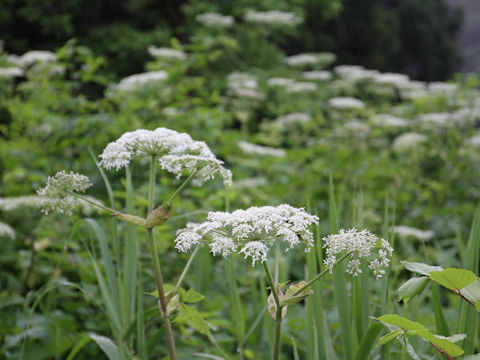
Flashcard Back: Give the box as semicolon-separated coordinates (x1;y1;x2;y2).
166;169;198;204
69;192;116;214
146;156;177;360
263;261;282;360
175;245;200;289
293;251;352;296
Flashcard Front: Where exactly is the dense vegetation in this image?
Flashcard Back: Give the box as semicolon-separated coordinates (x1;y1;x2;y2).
0;1;479;359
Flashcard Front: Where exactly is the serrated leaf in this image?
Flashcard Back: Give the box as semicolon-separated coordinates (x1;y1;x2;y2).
378;329;403;345
267;292;287;320
179;288;205;303
280;281;313;306
402;261;443;276
430;268;477;291
398;277;428;304
377;314;427;331
88;333;120;360
176;303;211;337
461;280;480;309
415;329;464;357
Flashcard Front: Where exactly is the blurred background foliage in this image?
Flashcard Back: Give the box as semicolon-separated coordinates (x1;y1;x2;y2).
0;0;464;81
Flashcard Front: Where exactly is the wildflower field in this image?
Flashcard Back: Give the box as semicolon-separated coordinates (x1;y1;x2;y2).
1;2;480;360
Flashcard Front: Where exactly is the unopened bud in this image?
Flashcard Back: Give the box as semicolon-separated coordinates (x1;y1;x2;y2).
114;212;147;227
145;203;172;228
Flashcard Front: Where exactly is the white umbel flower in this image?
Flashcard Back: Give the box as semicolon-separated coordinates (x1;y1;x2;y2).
274;113;311;126
99;128;231;185
370;114;409;128
323;228;393;279
302;70;332;81
237;141;286;157
16;50;56;67
0;221;15;239
148;46;187;60
392;132;427;153
267;77;295;87
244;10;302;27
174;205;319;265
196;12;235;28
328;97;365;109
0;195;42;211
466;133;480;147
37;171;92;215
285;81;317;93
116;71;168;91
393;226;434;241
334;65;379;81
0;67;24;77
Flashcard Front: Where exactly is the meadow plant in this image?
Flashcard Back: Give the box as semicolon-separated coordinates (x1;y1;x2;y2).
38;127;231;360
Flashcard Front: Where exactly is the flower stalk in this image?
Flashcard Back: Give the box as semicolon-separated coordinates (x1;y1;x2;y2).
146;155;177;360
263;261;283;360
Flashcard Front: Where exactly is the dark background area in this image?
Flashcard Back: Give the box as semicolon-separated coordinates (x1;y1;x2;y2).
0;0;469;81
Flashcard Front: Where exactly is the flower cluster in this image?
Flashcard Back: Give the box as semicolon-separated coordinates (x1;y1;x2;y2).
302;70;332;81
0;195;42;211
175;205;319;265
9;50;57;67
0;221;15;239
196;12;235;28
274;113;311;126
370;114;409;128
285;81;317;93
99;128;232;185
244;10;302;27
372;72;410;87
392;132;426;153
417;113;451;127
284;53;335;68
328;97;365;109
237;141;286;157
116;71;168;91
37;171;92;215
267;77;295;87
0;67;24;78
322;228;393;279
148;46;187;60
393;226;434;241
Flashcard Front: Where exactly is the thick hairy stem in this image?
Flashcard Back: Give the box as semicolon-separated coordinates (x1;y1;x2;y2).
147;156;177;360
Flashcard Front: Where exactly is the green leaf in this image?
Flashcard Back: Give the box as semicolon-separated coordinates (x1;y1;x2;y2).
431;283;450;336
377;314;427;331
176;303;211;337
88;333;120;360
430;268;477;291
402;261;443;276
280;281;314;306
378;329;403;345
354;323;384;360
179;288;205;303
461;279;480;309
397;277;428;304
414;330;464;357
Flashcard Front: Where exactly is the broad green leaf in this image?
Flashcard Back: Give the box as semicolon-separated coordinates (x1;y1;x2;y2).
176;303;211;337
378;329;403;345
180;288;205;303
377;314;427;331
430;268;477;291
414;330;464;357
280;281;314;306
402;261;443;276
398;277;428;304
461;279;480;309
88;333;120;360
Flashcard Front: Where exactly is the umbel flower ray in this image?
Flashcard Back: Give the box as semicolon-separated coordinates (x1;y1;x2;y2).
174;204;319;265
99;128;232;185
322;228;393;279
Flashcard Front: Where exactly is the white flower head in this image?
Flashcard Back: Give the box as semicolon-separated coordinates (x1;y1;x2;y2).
322;228;393;279
285;81;317;93
244;10;302;27
16;50;56;67
0;67;24;78
267;77;295;87
0;221;15;239
392;132;427;153
328;97;365;109
148;46;187;61
393;225;434;241
37;171;92;215
274;113;311;126
116;71;168;92
302;70;332;81
99;128;231;185
0;195;42;211
196;12;235;28
174;205;319;265
237;141;286;157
